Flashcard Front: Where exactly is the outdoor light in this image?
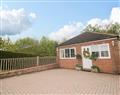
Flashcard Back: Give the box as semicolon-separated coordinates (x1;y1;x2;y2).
112;41;115;46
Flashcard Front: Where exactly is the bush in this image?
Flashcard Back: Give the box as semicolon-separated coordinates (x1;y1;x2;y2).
76;54;82;60
91;65;100;73
75;64;83;71
89;53;98;61
0;50;36;58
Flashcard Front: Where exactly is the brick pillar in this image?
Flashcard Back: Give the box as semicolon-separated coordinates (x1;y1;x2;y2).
112;40;120;74
118;41;120;73
56;47;60;67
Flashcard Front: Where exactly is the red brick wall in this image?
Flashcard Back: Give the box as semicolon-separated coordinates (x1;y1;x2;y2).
57;38;119;74
119;41;120;73
59;59;77;69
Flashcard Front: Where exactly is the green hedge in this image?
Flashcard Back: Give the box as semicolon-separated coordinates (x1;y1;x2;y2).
0;50;36;58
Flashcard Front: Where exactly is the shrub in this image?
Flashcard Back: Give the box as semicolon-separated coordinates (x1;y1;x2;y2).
75;64;83;71
76;54;82;60
89;53;98;61
0;50;36;58
91;65;100;73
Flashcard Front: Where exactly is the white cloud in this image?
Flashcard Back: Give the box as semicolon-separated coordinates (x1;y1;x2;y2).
0;8;37;35
49;7;120;42
29;13;37;19
49;22;83;42
87;18;110;29
87;18;102;26
87;7;120;27
110;7;120;23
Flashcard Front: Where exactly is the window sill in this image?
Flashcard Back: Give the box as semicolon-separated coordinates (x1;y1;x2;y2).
98;57;111;59
60;57;76;60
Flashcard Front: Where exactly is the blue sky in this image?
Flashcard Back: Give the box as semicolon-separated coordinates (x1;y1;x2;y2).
1;0;120;42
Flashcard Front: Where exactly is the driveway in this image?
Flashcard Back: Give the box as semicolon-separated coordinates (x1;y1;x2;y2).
0;69;120;95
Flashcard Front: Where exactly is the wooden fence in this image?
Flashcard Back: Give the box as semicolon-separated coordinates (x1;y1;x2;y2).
0;56;56;72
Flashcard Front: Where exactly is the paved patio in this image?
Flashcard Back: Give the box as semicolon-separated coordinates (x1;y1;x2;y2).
0;69;120;95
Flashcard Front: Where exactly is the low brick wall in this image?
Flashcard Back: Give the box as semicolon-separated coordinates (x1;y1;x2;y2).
0;63;59;79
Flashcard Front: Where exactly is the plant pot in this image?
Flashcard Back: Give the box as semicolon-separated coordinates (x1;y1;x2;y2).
91;68;99;73
75;66;82;71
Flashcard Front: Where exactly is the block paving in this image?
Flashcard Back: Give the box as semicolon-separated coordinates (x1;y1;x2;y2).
0;69;120;95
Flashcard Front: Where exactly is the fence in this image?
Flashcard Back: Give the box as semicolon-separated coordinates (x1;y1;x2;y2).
0;56;56;72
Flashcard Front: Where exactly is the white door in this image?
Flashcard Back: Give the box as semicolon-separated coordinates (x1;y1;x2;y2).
82;46;92;69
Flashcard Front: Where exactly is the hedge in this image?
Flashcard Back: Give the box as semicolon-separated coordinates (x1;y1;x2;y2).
0;50;37;58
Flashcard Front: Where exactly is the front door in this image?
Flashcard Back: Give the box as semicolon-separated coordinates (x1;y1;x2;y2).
82;46;92;69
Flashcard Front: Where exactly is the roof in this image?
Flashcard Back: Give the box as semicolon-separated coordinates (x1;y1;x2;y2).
59;32;118;46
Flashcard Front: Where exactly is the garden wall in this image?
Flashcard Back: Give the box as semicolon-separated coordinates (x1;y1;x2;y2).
0;63;59;79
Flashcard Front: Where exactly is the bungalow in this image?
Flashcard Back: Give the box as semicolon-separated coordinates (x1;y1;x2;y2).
56;32;120;74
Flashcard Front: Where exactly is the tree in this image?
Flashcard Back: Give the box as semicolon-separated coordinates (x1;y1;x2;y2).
12;36;58;56
14;37;39;54
83;24;101;33
0;37;14;51
39;36;58;57
106;23;120;36
0;37;4;50
84;23;120;36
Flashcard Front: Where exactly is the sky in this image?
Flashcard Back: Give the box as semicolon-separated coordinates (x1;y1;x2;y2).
0;0;120;42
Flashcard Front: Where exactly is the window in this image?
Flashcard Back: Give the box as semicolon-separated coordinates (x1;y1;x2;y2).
65;49;70;58
60;49;65;58
60;48;76;59
101;51;109;57
91;43;110;59
91;45;99;57
99;44;110;58
71;49;75;57
92;52;99;57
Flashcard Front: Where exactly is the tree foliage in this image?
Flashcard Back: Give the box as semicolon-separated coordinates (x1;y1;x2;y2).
39;36;58;56
0;37;58;57
84;23;120;36
0;37;14;51
14;37;39;54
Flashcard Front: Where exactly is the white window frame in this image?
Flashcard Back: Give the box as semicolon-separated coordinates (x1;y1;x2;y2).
60;47;76;59
60;49;65;59
91;43;111;59
98;43;111;59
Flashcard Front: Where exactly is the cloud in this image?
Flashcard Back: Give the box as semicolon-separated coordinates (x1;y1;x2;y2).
29;13;37;19
49;7;120;42
110;7;120;23
49;22;83;42
87;7;120;27
0;8;37;35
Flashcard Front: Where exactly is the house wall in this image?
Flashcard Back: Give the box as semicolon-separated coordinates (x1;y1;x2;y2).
57;38;119;74
118;41;120;73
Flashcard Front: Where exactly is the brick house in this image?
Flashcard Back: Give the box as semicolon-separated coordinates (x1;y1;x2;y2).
57;32;120;74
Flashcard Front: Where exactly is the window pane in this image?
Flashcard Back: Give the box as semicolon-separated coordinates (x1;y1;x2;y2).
99;44;109;51
101;51;109;57
71;49;75;57
92;52;99;57
60;50;64;58
91;45;99;52
65;49;70;58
